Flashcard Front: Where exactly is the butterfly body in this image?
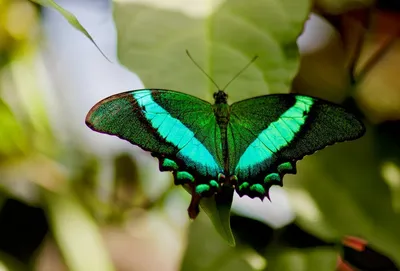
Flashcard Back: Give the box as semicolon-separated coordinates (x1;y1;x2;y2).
86;89;365;219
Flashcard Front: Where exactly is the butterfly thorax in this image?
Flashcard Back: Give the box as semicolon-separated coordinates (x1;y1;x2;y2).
213;90;230;125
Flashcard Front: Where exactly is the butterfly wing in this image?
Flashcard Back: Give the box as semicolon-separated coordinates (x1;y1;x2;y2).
228;94;365;199
86;89;224;217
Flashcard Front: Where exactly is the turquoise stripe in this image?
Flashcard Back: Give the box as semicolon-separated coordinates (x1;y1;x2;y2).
133;90;221;176
235;96;314;175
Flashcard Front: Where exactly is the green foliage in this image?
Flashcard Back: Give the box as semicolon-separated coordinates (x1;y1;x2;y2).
44;191;115;271
199;187;236;246
265;248;337;270
0;100;27;157
181;215;254;271
114;0;310;102
29;0;109;60
290;125;400;265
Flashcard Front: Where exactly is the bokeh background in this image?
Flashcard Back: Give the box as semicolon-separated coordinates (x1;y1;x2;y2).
0;0;400;270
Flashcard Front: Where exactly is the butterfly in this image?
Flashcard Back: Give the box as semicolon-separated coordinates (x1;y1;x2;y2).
85;54;365;219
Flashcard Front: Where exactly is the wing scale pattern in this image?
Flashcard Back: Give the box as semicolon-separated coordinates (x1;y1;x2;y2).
229;94;365;199
86;89;224;218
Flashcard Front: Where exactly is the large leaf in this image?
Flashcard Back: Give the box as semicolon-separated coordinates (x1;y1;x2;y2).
200;186;236;246
180;214;256;271
43;191;115;271
30;0;108;60
286;122;400;266
114;0;310;102
264;248;337;271
114;0;311;244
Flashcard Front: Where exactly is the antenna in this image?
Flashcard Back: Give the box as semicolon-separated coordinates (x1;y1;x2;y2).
186;50;221;90
221;55;258;91
186;50;258;91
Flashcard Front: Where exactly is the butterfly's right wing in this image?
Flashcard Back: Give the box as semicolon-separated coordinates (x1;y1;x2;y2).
228;94;365;199
86;89;224;217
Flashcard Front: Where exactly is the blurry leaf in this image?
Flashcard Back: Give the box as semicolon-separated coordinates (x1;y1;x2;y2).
181;214;256;271
200;186;236;246
29;0;109;60
294;13;350;103
0;99;28;157
0;155;66;198
230;216;275;253
0;198;48;264
114;0;310;102
287;123;400;267
44;191;115;271
315;0;375;14
114;0;311;244
0;252;29;271
264;247;337;271
112;154;142;209
0;0;39;69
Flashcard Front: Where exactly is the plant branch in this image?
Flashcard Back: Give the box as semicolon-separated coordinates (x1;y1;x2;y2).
347;8;372;87
354;33;399;84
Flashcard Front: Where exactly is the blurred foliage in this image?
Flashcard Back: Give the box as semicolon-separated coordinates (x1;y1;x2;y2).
114;0;310;103
0;0;39;69
0;0;399;270
28;0;109;60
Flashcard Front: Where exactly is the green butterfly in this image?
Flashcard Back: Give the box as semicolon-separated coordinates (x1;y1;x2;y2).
85;57;365;219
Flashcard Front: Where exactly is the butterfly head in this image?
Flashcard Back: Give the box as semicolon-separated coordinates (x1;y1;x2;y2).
213;90;228;104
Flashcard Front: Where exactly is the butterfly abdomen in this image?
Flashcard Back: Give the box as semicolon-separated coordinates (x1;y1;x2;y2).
213;103;231;175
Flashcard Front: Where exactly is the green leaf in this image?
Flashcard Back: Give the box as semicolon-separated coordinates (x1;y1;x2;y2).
43;190;115;271
181;214;256;271
287;123;400;266
114;0;311;244
29;0;109;60
0;100;28;157
0;252;29;271
114;0;310;102
264;247;337;271
200;186;236;246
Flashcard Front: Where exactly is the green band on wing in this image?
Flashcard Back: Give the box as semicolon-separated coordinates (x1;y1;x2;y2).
277;162;294;173
177;171;195;183
133;90;221;176
209;180;219;188
195;184;210;195
238;182;249;191
264;173;280;183
161;158;179;170
250;184;265;195
235;96;314;174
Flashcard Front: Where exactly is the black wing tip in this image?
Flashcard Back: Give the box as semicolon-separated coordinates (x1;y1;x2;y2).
84;91;139;131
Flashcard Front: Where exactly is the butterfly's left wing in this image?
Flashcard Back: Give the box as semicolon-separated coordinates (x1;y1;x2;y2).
228;94;365;199
86;89;224;218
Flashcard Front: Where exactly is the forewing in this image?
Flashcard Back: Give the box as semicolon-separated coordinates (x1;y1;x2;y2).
228;94;365;199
